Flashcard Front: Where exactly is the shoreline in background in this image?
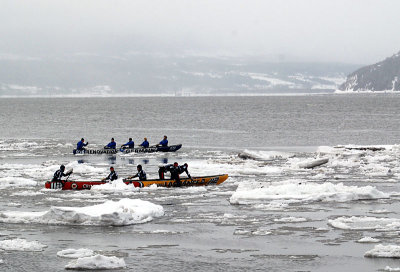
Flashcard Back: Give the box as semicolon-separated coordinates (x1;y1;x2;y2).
2;91;400;98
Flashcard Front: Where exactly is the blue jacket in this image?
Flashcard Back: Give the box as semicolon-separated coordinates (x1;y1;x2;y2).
77;141;88;150
159;139;168;147
122;140;134;148
140;140;149;148
106;141;117;149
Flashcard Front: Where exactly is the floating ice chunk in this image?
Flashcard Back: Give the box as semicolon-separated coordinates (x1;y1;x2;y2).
329;216;400;231
365;244;400;258
0;177;37;188
238;150;292;161
0;198;164;226
65;254;126;270
0;259;3;264
90;179;137;192
273;217;307;223
230;180;388;205
57;248;95;258
297;158;329;169
0;238;47;251
11;191;43;196
384;266;400;271
357;237;381;243
370;209;390;214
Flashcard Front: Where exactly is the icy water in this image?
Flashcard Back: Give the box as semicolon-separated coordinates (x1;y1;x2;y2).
1;95;400;271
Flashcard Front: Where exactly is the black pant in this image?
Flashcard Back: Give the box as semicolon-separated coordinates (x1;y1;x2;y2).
171;173;181;187
159;167;165;179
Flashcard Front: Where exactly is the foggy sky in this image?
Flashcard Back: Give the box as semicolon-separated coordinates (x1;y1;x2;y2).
1;0;400;64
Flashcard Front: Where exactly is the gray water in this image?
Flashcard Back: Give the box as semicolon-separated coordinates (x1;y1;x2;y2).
1;94;400;271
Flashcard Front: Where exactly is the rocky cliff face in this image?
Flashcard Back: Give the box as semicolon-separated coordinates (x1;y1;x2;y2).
339;51;400;92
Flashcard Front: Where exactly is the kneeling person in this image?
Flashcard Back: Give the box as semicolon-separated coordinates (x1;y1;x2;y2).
102;166;118;182
128;164;147;181
52;165;71;182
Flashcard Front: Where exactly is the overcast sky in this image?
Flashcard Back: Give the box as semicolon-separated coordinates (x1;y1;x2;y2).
1;0;400;64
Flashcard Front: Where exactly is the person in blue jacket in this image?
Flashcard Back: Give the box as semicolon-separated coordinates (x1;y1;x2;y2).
121;138;134;149
158;135;168;147
105;138;116;149
139;137;149;148
76;138;89;150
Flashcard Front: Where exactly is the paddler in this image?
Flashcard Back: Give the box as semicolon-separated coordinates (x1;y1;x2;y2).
127;164;147;181
139;137;149;148
104;138;117;149
76;138;89;151
102;166;118;182
170;162;182;187
121;138;135;149
52;165;71;182
158;135;168;147
179;163;192;180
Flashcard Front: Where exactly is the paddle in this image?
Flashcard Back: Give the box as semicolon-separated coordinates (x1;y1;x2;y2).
62;169;73;187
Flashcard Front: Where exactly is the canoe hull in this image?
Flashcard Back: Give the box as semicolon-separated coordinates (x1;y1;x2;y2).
73;144;182;155
45;174;228;190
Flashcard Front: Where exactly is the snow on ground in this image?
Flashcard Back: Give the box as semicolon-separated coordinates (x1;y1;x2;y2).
365;244;400;258
0;198;164;226
65;254;126;270
329;216;400;231
0;238;47;251
230;180;388;205
57;248;95;258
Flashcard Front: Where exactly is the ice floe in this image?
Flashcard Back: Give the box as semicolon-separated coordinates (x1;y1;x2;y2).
357;237;381;243
384;266;400;271
365;244;400;258
65;254;126;270
0;238;47;251
0;198;164;226
57;248;95;258
230;180;388;205
273;217;307;223
328;216;400;231
0;177;37;188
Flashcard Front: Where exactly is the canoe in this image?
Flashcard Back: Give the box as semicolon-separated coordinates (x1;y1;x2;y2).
119;144;182;154
73;144;182;155
45;174;228;190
